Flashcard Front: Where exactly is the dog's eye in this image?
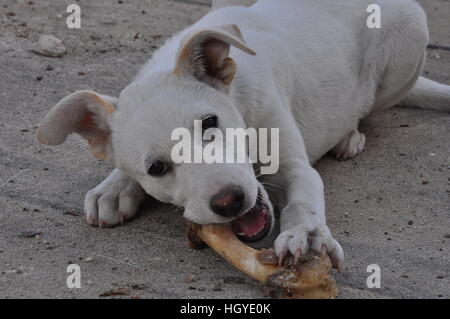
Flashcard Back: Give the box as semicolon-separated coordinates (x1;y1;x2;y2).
202;115;218;133
147;161;169;177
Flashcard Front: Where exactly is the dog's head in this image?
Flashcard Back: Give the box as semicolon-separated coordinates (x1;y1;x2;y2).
36;25;274;242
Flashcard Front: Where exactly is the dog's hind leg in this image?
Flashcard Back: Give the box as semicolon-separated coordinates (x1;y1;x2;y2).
361;0;429;111
331;129;366;161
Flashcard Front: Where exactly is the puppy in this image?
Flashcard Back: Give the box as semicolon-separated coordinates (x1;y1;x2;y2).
36;0;450;270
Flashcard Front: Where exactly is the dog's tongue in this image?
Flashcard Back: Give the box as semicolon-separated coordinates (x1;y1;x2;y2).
231;206;269;242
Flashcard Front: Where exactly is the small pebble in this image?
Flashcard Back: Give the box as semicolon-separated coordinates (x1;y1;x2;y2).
185;274;197;283
212;284;222;292
33;35;66;58
20;231;42;238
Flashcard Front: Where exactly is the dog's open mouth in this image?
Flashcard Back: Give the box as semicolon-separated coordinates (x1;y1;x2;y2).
231;194;272;242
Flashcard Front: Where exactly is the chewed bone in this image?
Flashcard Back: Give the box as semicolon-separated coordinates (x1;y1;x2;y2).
186;222;337;299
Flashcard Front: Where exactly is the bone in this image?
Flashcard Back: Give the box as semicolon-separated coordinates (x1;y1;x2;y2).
186;222;337;299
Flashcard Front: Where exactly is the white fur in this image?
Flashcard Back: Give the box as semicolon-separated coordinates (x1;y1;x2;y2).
36;0;450;270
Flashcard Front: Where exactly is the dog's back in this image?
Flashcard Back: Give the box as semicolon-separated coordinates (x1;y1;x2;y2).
139;0;449;162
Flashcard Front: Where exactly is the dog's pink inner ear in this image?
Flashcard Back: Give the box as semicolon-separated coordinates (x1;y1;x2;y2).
174;24;255;87
202;39;237;85
75;112;112;160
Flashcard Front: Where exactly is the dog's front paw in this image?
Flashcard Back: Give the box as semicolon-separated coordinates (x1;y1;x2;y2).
274;224;344;272
84;169;147;228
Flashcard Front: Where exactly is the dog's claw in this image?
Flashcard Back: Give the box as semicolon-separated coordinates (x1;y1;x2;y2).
278;248;287;267
274;223;344;271
86;215;98;226
321;244;327;257
334;259;344;273
294;248;302;263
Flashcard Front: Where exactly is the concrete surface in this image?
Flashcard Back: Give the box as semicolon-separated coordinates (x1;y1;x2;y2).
0;0;448;299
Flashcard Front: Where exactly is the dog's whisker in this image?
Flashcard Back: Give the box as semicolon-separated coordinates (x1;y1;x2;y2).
261;182;287;192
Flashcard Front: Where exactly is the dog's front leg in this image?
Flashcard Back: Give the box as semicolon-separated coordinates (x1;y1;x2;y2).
84;169;148;227
272;117;344;271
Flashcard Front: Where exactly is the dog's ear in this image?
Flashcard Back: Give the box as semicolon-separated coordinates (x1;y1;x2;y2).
35;90;116;161
174;24;255;88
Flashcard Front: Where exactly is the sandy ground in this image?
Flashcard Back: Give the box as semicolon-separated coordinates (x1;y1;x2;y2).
0;0;448;299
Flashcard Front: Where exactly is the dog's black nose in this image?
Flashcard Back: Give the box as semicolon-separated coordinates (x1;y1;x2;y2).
210;185;245;218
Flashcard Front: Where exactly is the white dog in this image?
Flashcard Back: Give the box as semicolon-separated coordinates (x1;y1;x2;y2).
36;0;450;271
